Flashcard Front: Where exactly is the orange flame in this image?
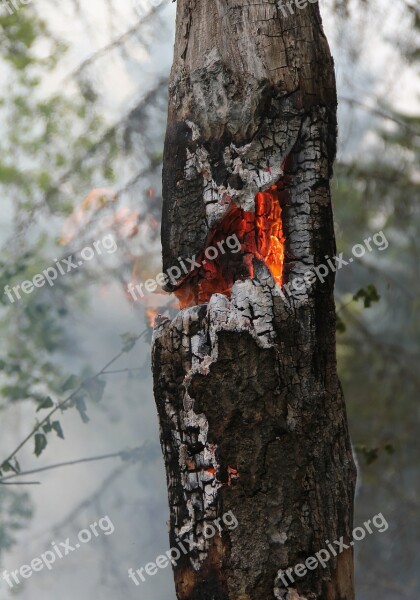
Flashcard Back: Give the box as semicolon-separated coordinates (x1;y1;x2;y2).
99;207;140;239
60;188;116;245
255;185;285;285
146;308;158;328
175;173;289;308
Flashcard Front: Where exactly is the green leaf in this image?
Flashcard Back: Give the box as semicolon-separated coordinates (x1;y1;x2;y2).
34;433;47;457
353;284;381;308
74;393;89;423
336;313;347;334
43;420;52;433
355;444;379;465
82;377;106;403
36;396;54;411
51;420;64;439
62;374;80;391
1;459;20;474
364;448;379;465
120;333;138;353
384;442;395;455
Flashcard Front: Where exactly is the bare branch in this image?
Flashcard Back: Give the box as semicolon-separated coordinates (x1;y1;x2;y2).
339;95;420;135
63;3;169;84
0;329;147;469
0;445;149;484
0;481;40;485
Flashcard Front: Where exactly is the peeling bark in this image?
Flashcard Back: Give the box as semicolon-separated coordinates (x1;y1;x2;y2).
152;2;356;599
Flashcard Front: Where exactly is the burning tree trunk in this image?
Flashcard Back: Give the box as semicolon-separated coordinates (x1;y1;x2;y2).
152;2;356;599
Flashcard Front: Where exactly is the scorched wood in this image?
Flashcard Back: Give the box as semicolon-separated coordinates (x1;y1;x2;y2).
152;2;356;599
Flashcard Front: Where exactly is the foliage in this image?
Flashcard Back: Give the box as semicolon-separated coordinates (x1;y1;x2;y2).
0;1;164;558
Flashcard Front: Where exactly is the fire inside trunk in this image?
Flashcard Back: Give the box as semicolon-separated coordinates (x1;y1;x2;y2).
175;174;289;308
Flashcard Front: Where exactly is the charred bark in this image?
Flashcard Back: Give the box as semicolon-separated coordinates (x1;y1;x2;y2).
152;2;356;599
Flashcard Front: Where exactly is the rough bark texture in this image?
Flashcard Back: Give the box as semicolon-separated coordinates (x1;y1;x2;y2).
152;2;356;599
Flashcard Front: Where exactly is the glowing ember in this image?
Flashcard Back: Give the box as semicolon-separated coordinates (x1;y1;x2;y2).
175;174;289;308
227;465;240;486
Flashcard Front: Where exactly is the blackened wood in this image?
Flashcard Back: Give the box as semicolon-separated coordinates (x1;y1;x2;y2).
153;2;356;599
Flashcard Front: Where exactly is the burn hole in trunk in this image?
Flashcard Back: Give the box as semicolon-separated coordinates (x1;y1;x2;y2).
174;170;290;308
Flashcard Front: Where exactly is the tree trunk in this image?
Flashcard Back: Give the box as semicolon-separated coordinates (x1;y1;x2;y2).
152;2;356;599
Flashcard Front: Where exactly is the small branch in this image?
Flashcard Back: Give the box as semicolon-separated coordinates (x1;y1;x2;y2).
102;367;143;375
336;297;355;314
0;330;147;469
63;3;168;84
339;95;420;135
340;307;420;386
114;157;162;199
42;76;167;213
51;464;129;534
0;447;146;484
0;481;40;485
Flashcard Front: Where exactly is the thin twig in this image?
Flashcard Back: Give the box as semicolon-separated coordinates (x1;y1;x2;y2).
0;330;147;469
51;464;129;534
62;4;168;84
340;307;420;386
0;481;40;485
44;77;167;211
0;447;145;483
336;297;355;314
102;367;143;375
339;95;420;135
